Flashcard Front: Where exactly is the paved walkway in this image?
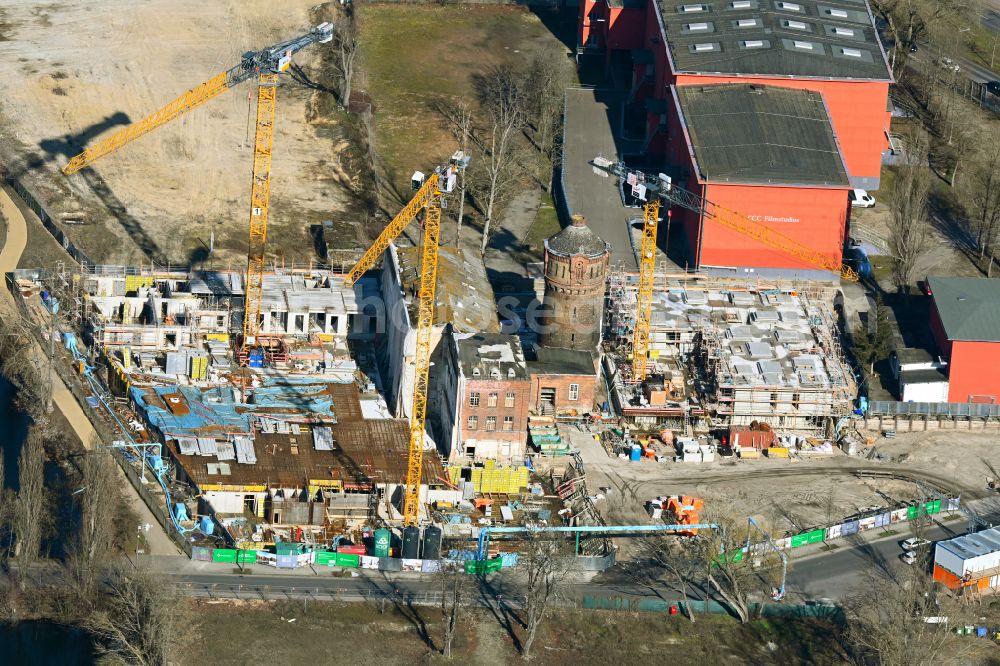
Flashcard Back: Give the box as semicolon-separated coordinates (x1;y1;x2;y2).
0;185;180;557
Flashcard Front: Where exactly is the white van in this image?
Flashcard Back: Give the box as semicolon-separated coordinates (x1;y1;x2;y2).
850;189;875;208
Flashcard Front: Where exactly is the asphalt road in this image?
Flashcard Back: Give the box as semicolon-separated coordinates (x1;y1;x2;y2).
155;509;993;605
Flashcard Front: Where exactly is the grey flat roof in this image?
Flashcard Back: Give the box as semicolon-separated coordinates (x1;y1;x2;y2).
561;88;641;271
657;0;891;80
675;84;849;186
938;526;1000;562
899;367;948;384
527;347;598;376
929;277;1000;343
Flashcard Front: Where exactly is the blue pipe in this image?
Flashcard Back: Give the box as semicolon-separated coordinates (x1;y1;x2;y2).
476;523;720;559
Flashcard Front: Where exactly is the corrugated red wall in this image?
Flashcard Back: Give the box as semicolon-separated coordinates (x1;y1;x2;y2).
697;183;849;270
946;340;1000;403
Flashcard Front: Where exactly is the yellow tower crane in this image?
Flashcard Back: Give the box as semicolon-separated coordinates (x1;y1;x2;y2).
592;157;858;382
61;23;335;353
345;154;467;527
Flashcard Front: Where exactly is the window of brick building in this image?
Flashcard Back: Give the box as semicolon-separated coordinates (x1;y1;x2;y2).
504;392;515;408
487;392;498;407
568;383;580;401
467;415;478;430
503;416;514;431
470;392;480;407
485;416;497;431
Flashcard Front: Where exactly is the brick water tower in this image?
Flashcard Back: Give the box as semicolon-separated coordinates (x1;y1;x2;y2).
540;214;610;351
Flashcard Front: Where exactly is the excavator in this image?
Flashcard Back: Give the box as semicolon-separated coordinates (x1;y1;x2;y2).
344;152;468;527
591;157;859;383
61;23;335;355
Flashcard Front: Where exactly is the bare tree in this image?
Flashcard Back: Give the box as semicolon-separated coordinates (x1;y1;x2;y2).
844;559;976;666
525;48;570;191
438;563;469;659
692;516;781;624
336;16;358;110
968;143;1000;275
14;425;45;576
470;66;529;255
887;155;931;293
86;564;183;666
641;537;703;622
67;448;120;601
519;536;571;659
450;98;473;248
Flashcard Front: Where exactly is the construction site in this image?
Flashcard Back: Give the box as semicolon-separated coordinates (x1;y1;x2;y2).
8;6;1000;660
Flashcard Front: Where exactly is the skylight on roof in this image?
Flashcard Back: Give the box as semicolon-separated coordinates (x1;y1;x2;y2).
731;0;753;7
792;40;815;49
777;1;802;10
833;26;855;36
694;42;716;51
680;3;708;12
743;39;766;48
827;8;848;17
687;21;711;30
841;47;862;57
736;18;759;27
784;19;808;29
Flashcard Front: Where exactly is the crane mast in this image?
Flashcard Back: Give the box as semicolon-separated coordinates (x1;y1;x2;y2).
344;154;466;527
592;157;858;380
59;23;335;352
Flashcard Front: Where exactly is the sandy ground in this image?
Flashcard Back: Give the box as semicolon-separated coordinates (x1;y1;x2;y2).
0;0;358;266
561;425;990;554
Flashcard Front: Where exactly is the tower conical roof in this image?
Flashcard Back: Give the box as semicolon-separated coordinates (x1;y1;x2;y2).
545;214;608;257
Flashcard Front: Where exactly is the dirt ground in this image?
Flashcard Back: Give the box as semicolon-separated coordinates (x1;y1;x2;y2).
185;599;847;665
561;425;992;553
0;0;361;267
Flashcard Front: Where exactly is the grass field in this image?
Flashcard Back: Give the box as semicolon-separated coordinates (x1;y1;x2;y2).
185;599;848;665
356;4;571;201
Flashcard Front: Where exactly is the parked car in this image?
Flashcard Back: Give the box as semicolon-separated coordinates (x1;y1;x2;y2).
901;550;918;565
902;537;931;551
849;188;876;208
918;278;932;296
986;80;1000;96
937;57;961;73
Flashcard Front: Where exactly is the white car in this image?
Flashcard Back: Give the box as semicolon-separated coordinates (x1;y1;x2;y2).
901;551;918;565
902;537;931;551
849;189;875;208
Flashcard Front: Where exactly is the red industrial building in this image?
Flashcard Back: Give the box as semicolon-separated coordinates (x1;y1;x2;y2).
928;277;1000;404
577;0;892;273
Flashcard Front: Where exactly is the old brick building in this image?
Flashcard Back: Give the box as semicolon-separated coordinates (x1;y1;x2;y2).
527;346;600;415
540;214;610;351
434;331;530;462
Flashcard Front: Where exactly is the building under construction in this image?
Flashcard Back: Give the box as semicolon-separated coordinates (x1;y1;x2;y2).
604;278;856;431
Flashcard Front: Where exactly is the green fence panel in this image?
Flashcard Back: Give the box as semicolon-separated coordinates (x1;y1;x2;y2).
212;549;237;563
236;550;257;564
335;553;360;568
791;533;810;548
807;529;825;544
315;551;337;566
464;557;503;575
907;506;918;520
931;499;942;514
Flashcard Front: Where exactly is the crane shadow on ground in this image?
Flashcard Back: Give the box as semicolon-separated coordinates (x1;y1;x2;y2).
4;112;131;182
30;113;169;265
